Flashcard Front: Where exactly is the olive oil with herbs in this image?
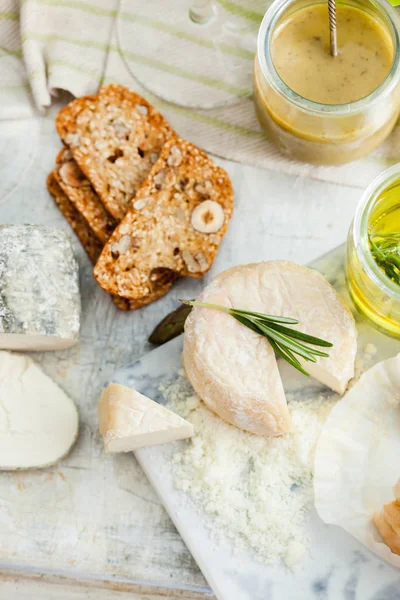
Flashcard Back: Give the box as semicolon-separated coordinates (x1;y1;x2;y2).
369;182;400;287
346;172;400;339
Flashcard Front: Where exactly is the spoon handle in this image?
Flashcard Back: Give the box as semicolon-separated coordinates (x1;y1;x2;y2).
328;0;338;57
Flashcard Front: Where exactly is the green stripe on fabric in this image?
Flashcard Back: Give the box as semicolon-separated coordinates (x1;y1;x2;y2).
118;48;251;98
48;59;100;76
0;11;19;20
103;74;261;139
22;31;113;52
217;0;264;22
0;47;23;58
1;84;31;91
28;58;99;80
28;68;46;79
21;0;117;17
119;12;254;60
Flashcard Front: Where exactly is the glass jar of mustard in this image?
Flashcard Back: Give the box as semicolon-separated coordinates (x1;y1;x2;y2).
346;165;400;338
254;0;400;165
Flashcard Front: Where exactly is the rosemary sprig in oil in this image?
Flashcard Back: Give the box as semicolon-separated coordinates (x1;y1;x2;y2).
180;300;333;377
369;232;400;286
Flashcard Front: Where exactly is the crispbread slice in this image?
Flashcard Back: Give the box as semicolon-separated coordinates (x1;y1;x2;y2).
47;173;171;311
54;148;117;245
93;137;234;301
111;286;174;311
47;172;103;265
55;85;174;221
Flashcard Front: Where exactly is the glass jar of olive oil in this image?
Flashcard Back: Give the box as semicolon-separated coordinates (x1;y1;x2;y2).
346;165;400;337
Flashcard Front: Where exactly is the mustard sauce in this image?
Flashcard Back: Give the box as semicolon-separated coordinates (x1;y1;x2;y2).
271;4;393;104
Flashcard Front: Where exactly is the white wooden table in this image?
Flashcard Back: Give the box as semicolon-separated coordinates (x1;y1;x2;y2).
0;105;368;599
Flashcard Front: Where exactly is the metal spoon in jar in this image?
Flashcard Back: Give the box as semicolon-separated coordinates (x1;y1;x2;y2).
328;0;338;56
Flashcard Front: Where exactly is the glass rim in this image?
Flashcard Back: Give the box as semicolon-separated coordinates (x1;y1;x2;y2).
257;0;400;115
353;164;400;301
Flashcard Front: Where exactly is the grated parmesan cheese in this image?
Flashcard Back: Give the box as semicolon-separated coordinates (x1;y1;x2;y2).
160;375;336;569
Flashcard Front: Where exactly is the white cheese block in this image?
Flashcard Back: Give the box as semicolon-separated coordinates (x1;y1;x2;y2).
183;261;357;436
0;225;81;350
0;351;79;470
98;383;194;452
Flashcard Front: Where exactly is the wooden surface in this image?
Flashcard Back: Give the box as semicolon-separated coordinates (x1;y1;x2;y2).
0;105;369;598
0;571;211;599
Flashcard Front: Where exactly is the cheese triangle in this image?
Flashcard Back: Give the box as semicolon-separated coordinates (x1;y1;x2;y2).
98;383;194;452
183;261;357;436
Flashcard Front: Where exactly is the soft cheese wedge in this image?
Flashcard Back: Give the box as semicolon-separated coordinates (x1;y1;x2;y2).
98;383;194;452
183;261;357;436
0;352;79;470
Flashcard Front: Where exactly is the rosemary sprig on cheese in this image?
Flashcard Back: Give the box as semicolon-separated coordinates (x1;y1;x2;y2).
369;232;400;286
180;300;333;377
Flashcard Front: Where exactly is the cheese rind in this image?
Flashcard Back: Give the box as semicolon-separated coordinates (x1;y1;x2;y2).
0;225;81;350
0;351;79;470
183;261;357;436
98;383;194;452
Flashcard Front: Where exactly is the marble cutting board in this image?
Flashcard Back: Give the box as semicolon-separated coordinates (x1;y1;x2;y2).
111;245;400;600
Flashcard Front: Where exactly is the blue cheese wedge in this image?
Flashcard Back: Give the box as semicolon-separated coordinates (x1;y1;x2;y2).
0;225;81;350
0;351;79;470
98;383;194;452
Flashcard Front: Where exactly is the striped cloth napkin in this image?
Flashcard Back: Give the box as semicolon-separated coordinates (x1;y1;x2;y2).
1;0;400;188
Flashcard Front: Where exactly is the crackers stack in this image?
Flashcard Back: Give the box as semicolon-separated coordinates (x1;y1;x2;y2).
48;85;234;310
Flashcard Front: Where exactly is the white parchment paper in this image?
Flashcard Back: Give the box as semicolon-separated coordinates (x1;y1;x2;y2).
314;353;400;568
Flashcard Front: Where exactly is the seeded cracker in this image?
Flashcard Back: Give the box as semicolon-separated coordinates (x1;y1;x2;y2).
56;85;174;221
93;137;234;301
47;173;159;311
54;148;117;245
47;172;103;265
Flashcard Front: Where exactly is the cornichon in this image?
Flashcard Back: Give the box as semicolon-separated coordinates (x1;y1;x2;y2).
149;304;192;345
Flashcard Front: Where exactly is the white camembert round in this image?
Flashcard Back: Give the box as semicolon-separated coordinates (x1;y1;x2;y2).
183;261;357;436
